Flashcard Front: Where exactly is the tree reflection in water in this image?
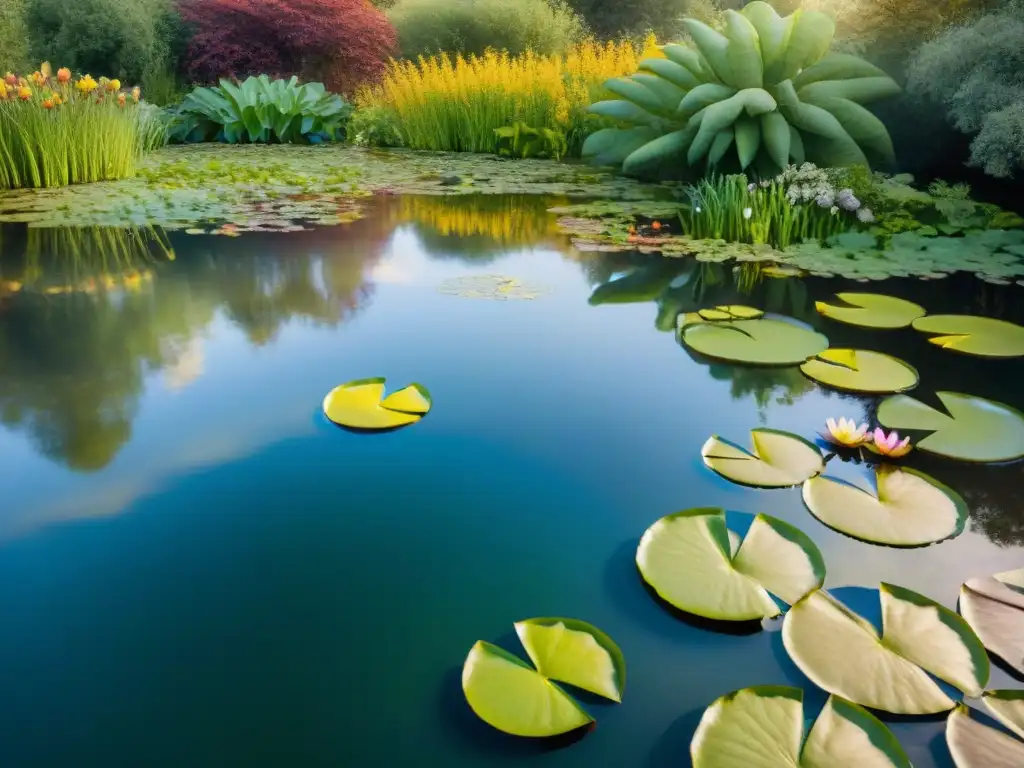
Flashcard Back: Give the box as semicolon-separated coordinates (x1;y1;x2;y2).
0;218;389;471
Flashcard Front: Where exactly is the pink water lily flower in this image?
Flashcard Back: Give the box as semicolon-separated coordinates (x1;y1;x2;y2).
867;428;912;458
821;417;871;448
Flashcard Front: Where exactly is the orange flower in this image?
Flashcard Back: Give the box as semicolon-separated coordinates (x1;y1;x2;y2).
652;220;662;230
42;98;54;109
17;86;31;101
131;86;140;102
117;92;126;107
30;70;46;86
3;72;16;86
57;67;71;84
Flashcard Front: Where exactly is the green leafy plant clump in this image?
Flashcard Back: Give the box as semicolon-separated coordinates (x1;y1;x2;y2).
582;1;900;179
168;76;353;145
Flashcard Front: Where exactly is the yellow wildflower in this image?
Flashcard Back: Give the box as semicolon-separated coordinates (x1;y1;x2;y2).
106;78;121;92
76;74;98;93
17;85;31;101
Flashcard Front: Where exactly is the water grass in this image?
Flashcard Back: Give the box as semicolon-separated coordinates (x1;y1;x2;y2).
0;64;152;189
680;174;851;249
354;36;662;156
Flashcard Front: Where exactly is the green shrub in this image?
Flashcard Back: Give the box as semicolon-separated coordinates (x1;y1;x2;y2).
0;0;30;73
348;104;404;147
565;0;686;40
168;75;353;144
26;0;180;84
388;0;586;59
906;2;1024;178
582;1;900;180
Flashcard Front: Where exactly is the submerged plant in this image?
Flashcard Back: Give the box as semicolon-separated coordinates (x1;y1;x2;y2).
582;1;900;178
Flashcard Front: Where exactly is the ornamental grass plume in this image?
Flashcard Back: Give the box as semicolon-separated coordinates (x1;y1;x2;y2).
0;64;157;189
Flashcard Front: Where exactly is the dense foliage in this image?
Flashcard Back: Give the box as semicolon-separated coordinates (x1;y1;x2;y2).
564;0;687;40
179;0;397;93
25;0;179;83
388;0;586;60
0;0;30;72
168;75;352;144
582;2;900;179
907;2;1024;178
354;37;661;154
0;66;151;188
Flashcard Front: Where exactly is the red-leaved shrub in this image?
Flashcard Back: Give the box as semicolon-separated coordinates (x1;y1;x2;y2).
179;0;397;93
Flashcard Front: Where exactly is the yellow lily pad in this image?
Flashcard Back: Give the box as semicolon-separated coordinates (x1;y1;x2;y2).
912;315;1024;358
800;349;919;394
815;293;926;329
322;377;431;430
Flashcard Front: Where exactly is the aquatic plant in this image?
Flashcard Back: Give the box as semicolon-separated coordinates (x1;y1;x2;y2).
701;428;824;488
801;349;919;394
820;416;870;448
865;428;912;458
680;313;829;365
353;36;662;155
322;378;431;430
582;1;900;179
911;314;1024;358
947;690;1024;766
0;63;151;189
959;569;1024;677
815;292;925;329
167;76;352;144
494;122;568;160
179;0;397;93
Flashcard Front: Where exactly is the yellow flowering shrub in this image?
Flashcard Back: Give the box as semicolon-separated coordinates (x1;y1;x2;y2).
355;35;663;155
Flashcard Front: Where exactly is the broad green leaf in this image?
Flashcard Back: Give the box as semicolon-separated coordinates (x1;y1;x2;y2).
946;704;1024;768
778;10;836;80
700;305;764;321
984;690;1024;740
682;18;734;84
911;314;1024;358
802;95;896;163
588;99;661;126
815;293;925;329
798;77;901;105
623;127;698;175
679;83;739;116
702;428;824;488
877;391;1024;463
681;317;829;365
761;111;792;169
636;508;824;621
792;52;887;89
322;378;425;430
662;43;707;78
605;77;675;117
734;114;761;169
583;126;662;166
742;2;792;76
515;618;625;702
802;466;967;546
799;349;919;394
380;383;432;414
783;590;956;715
708;128;736;165
630;73;688;112
638;57;701;90
724;10;763;89
801;696;913;768
782;102;868;166
959;571;1024;676
879;583;989;697
461;641;592;737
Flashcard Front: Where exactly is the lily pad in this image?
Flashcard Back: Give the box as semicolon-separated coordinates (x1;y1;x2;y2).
959;569;1024;676
802;466;968;547
877;391;1024;463
698;305;764;321
815;293;926;329
799;349;919;394
681;317;829;365
702;429;824;488
783;585;989;715
461;617;624;737
636;509;825;622
946;698;1024;768
691;686;912;768
912;315;1024;358
322;378;431;430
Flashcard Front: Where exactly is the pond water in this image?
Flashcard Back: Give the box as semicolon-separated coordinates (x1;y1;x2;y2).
0;195;1021;766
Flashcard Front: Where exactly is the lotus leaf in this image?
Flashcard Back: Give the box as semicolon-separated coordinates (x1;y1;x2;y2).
877;391;1024;463
681;317;829;365
802;466;967;546
911;315;1024;358
691;686;912;768
800;349;919;394
582;2;900;177
815;293;926;329
322;378;431;430
959;569;1024;676
703;428;824;488
636;509;825;621
461;618;624;737
783;586;989;715
946;697;1024;768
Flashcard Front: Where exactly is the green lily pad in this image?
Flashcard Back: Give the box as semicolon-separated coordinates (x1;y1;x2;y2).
681;317;829;365
912;315;1024;358
699;305;764;321
636;509;825;622
783;585;989;715
984;690;1024;740
462;617;624;737
702;429;824;488
877;391;1024;463
802;466;967;547
691;686;912;768
959;569;1024;676
322;378;431;430
799;349;919;394
815;293;926;329
946;699;1024;768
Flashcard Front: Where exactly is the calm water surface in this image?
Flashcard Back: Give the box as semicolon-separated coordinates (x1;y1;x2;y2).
0;196;1021;766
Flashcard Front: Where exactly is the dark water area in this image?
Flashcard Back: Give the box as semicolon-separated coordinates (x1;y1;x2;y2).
0;195;1021;766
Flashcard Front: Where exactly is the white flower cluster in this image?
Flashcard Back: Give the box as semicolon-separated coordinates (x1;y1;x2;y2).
773;163;874;223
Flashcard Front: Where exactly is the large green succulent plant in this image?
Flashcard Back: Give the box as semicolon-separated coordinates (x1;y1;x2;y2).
582;1;899;179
